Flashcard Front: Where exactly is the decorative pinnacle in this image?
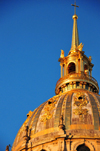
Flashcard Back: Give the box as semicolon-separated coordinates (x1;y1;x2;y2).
71;1;79;50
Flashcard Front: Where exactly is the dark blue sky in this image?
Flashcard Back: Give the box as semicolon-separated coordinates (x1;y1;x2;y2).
0;0;100;150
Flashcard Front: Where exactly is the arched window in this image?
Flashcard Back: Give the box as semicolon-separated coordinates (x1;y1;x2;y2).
84;64;88;70
77;144;90;151
84;64;88;74
68;62;75;74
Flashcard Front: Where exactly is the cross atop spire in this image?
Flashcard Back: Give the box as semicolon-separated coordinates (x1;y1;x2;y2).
70;1;80;52
71;1;79;15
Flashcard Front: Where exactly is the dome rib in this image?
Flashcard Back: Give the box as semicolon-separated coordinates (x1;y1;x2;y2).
65;92;74;130
88;93;99;130
32;101;47;134
54;94;66;128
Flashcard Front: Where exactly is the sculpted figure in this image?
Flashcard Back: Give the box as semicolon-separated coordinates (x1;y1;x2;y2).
60;49;64;58
77;43;83;51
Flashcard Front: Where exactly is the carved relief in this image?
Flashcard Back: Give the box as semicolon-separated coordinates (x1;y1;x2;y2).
40;98;57;124
72;92;93;125
35;96;59;133
73;92;88;117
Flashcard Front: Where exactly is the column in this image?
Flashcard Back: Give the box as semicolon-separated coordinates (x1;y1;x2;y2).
60;63;63;78
66;63;68;75
73;82;76;89
88;84;92;91
80;57;83;72
63;87;65;93
64;64;67;76
76;59;78;73
79;82;83;89
83;82;86;89
70;82;73;89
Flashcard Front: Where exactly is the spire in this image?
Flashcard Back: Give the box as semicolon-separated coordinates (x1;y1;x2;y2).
71;2;79;50
56;2;99;95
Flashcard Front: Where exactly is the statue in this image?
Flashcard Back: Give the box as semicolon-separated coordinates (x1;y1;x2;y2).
77;43;84;51
60;49;64;58
89;56;92;63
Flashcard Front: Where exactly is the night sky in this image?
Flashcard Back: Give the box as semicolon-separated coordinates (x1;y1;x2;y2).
0;0;100;151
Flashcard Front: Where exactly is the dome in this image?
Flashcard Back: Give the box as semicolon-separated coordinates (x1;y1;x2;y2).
9;3;100;151
12;89;100;151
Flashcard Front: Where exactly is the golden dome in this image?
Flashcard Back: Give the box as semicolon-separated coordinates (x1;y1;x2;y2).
11;2;100;151
12;89;100;151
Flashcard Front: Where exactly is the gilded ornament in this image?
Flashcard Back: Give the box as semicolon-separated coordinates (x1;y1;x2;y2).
60;50;64;58
74;92;88;107
40;98;57;124
74;108;88;115
77;43;84;51
73;92;88;116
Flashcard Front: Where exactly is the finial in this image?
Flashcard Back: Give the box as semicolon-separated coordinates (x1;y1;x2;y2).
6;146;9;151
71;0;79;15
5;145;11;151
70;1;80;52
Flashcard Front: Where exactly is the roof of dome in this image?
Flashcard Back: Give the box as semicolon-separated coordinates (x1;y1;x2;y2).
10;3;100;151
12;89;100;151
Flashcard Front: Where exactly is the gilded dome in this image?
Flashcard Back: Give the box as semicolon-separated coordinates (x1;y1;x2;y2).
10;3;100;151
12;89;100;151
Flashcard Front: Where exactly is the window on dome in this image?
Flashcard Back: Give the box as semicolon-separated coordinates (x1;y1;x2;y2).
77;144;90;151
84;64;88;74
68;62;75;74
84;64;88;70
